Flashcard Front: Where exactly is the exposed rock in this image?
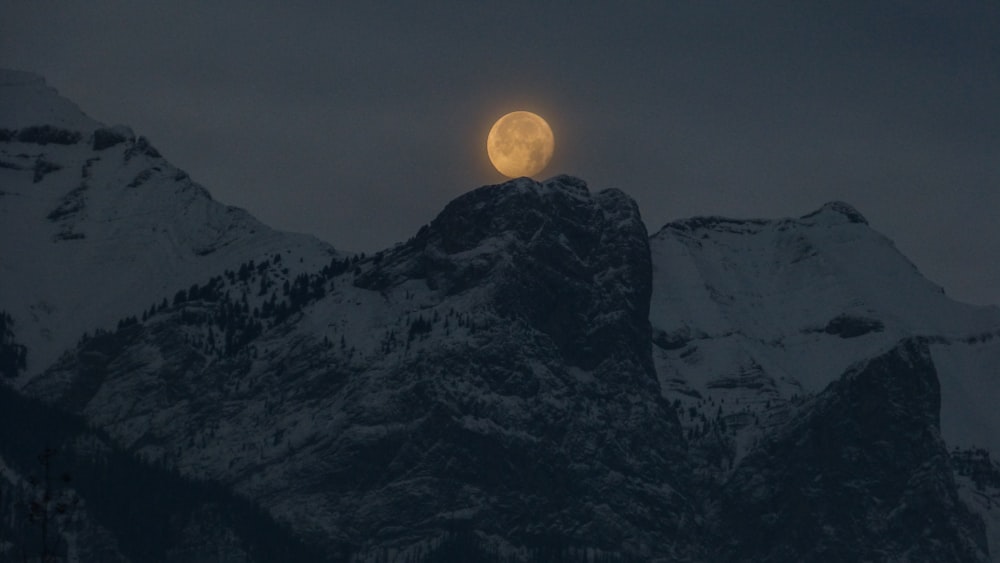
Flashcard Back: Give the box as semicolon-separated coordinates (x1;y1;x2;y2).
15;125;83;145
714;338;988;562
821;314;885;338
31;176;700;560
92;125;134;151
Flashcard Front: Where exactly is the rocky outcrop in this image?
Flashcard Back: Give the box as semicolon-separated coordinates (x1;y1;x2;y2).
714;338;988;562
29;176;698;560
358;175;653;372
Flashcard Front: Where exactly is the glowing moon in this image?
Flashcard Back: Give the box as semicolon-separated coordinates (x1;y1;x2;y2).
486;111;554;178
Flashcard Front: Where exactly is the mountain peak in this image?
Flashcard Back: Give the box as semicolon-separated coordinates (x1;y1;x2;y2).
362;175;644;283
0;68;100;132
419;176;635;255
800;200;869;225
355;175;652;370
542;174;589;196
469;175;591;208
654;200;870;238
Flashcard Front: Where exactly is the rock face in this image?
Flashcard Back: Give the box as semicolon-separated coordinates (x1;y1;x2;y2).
358;175;654;372
5;70;1000;561
341;176;691;556
715;338;987;562
28;175;699;560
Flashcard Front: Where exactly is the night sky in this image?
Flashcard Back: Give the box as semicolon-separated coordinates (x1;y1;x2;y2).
2;2;998;305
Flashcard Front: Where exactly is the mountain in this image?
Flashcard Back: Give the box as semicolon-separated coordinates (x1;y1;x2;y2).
714;337;986;561
25;175;703;560
0;68;339;562
650;202;1000;452
649;201;1000;557
0;69;336;381
3;70;1000;561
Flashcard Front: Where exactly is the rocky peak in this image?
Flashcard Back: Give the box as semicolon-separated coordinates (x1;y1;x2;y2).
357;175;653;371
415;174;635;257
800;200;869;225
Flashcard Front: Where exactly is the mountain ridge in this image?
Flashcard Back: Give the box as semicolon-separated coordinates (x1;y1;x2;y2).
3;68;1000;561
26;173;704;559
0;69;337;382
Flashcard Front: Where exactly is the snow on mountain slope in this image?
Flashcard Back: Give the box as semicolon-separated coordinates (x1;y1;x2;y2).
28;176;701;560
0;70;99;131
0;69;337;380
650;201;1000;447
650;202;1000;558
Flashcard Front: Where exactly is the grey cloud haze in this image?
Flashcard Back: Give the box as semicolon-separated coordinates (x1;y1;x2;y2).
2;1;998;304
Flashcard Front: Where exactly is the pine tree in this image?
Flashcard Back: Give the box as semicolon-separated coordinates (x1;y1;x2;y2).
25;448;78;562
0;311;27;378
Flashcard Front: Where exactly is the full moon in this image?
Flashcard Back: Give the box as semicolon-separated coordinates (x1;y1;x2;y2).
486;111;555;178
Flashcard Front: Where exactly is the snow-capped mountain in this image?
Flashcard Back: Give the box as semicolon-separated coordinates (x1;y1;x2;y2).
650;202;1000;437
27;175;703;560
0;69;336;381
3;70;1000;561
650;201;1000;557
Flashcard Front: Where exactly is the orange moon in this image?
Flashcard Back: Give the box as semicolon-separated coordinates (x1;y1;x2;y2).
486;111;554;178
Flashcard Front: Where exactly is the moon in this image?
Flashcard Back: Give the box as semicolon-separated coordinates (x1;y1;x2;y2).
486;111;554;178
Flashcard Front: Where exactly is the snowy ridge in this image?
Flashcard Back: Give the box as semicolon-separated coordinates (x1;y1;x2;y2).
0;69;337;380
650;200;999;395
650;203;1000;559
0;69;99;132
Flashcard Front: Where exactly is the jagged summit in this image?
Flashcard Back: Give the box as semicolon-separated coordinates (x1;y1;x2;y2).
360;174;643;284
543;173;588;191
357;174;652;371
483;174;589;197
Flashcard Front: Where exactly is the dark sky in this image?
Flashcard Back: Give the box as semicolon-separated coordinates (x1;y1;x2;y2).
2;2;998;305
